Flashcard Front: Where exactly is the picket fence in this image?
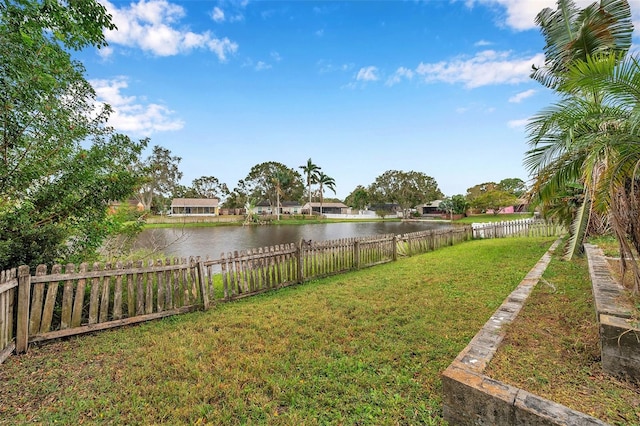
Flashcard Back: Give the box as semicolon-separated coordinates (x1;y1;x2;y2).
471;219;564;239
0;220;561;363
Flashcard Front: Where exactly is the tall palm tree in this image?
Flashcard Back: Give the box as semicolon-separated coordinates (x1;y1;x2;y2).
299;158;320;215
526;0;633;259
317;172;336;216
526;52;640;293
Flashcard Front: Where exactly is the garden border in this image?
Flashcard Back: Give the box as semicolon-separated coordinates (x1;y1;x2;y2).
441;238;610;425
584;244;639;384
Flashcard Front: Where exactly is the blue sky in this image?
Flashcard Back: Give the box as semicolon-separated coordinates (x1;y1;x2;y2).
76;0;640;200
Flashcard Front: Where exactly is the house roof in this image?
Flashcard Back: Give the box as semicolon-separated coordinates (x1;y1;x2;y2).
171;198;219;207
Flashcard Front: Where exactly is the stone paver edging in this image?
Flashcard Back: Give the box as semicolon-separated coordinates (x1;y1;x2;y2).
441;239;609;425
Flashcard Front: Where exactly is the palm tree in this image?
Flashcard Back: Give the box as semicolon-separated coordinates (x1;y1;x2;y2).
272;170;291;221
526;0;633;259
299;158;320;215
531;0;632;91
317;172;336;216
526;52;640;293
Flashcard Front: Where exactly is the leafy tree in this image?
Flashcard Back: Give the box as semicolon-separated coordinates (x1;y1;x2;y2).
299;158;320;214
440;194;469;217
344;185;370;210
136;145;183;213
368;170;443;218
0;0;146;270
223;179;249;210
465;182;498;203
497;178;527;197
191;176;229;200
317;172;336;215
470;190;518;215
244;162;304;209
99;202;146;261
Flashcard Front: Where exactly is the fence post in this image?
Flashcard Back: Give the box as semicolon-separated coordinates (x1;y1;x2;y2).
297;240;304;283
196;258;209;311
16;265;31;354
392;235;397;261
354;240;360;269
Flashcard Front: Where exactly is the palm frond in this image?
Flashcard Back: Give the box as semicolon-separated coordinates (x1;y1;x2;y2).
564;190;591;260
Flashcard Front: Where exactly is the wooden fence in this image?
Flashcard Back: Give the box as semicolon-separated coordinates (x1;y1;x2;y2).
472;219;565;239
0;268;17;364
0;221;562;363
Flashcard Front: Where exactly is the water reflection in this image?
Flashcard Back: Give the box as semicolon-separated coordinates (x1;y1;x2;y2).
135;221;452;259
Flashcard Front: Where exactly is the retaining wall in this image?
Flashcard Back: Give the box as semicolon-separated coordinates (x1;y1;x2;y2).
584;244;639;384
442;239;610;425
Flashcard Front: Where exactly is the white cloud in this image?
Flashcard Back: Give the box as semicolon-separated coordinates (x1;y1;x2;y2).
386;67;414;86
356;66;379;82
507;118;530;128
101;0;238;60
270;51;282;62
318;60;354;74
97;45;114;59
509;89;536;103
255;61;271;71
467;0;639;31
91;77;184;135
211;6;225;23
416;50;545;88
474;39;492;46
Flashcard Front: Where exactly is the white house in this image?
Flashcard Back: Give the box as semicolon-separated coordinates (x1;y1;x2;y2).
170;198;219;216
302;202;349;215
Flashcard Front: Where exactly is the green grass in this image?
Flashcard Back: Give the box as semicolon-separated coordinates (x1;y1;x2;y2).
1;237;556;424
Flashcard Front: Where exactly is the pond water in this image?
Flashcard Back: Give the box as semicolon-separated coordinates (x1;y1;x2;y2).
134;221;452;259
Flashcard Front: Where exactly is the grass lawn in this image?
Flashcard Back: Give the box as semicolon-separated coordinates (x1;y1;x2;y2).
2;236;621;425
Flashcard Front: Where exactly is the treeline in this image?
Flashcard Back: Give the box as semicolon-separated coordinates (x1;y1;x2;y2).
135;149;526;219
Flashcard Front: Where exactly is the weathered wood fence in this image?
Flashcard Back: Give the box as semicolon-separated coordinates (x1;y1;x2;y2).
0;268;17;364
472;219;565;239
0;221;561;363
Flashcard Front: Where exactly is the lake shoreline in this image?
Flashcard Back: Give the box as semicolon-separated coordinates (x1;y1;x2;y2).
143;215;412;229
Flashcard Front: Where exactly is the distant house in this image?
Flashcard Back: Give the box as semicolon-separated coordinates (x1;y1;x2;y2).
302;202;349;215
252;200;303;215
486;199;529;215
255;200;272;215
281;201;303;215
417;200;445;216
170;198;219;216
